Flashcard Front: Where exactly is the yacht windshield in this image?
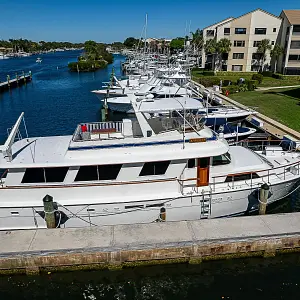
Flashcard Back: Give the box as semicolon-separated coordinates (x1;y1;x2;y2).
212;152;231;166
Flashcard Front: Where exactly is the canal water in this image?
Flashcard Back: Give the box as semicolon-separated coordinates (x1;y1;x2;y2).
1;253;300;299
1;51;300;298
0;50;125;143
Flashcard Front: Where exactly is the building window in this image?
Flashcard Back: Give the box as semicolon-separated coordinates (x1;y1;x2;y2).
22;167;69;183
206;30;215;37
233;40;245;47
233;53;244;59
252;53;263;59
255;28;267;35
139;161;170;176
289;55;300;61
251;65;260;71
293;25;300;34
187;159;196;168
286;26;290;35
232;65;243;71
291;41;300;49
235;28;246;34
75;164;122;181
253;41;262;47
271;41;275;45
224;28;230;35
273;28;276;32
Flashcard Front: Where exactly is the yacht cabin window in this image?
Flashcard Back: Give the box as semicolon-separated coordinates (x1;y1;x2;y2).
212;153;231;166
22;167;69;183
187;159;196;168
139;161;170;176
225;173;260;182
75;164;122;182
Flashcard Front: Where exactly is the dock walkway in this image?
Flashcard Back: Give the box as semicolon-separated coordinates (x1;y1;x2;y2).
1;213;300;274
0;73;32;92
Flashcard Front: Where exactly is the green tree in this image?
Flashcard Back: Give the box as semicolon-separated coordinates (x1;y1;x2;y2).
170;38;184;52
270;44;284;73
123;37;139;48
191;29;203;51
204;38;231;71
256;39;272;72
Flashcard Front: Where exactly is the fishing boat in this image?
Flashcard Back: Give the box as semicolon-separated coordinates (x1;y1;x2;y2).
0;97;299;230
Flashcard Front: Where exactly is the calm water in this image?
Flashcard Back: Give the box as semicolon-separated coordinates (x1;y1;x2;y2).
0;51;125;143
1;254;300;300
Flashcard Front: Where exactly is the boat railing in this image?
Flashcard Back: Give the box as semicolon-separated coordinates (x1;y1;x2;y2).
233;139;300;152
72;121;124;142
0;169;8;188
178;159;300;194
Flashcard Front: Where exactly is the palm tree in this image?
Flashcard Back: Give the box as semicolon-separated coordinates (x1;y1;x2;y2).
191;29;203;56
256;39;272;72
216;38;231;71
204;38;218;70
270;44;284;73
204;38;231;71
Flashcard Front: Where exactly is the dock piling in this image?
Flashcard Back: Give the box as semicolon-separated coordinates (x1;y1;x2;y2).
259;184;270;215
7;75;10;87
43;195;56;228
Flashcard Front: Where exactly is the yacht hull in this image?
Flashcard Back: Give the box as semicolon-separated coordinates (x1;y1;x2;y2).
0;177;298;230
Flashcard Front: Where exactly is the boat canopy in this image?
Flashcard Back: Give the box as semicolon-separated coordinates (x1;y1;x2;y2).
136;97;204;113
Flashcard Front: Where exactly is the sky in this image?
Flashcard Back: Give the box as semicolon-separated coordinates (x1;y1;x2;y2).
0;0;299;43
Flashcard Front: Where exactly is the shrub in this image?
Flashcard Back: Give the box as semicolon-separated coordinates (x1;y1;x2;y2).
252;73;263;84
238;84;248;92
222;85;239;95
261;71;273;77
272;73;284;80
203;71;215;76
216;71;254;76
198;77;220;87
223;79;231;86
68;60;107;72
247;80;257;91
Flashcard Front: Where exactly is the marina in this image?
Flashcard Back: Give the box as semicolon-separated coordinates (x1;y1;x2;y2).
0;32;300;282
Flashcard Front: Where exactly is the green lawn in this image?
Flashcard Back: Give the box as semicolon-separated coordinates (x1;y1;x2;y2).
229;88;300;132
192;72;300;88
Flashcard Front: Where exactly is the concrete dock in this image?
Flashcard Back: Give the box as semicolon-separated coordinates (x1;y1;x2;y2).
1;213;300;275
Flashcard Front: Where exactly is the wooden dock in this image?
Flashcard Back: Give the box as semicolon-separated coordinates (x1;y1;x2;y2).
0;72;32;93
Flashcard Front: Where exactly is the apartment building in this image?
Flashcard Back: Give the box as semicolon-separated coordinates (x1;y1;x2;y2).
201;9;282;72
278;10;300;75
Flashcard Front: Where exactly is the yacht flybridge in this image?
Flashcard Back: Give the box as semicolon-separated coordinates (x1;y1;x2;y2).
0;99;300;230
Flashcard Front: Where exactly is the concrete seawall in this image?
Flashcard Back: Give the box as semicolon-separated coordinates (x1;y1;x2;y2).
1;213;300;275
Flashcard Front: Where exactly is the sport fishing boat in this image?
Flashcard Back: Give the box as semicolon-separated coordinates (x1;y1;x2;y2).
0;98;299;230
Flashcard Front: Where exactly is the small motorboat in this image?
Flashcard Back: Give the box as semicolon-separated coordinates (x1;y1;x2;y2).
36;57;42;63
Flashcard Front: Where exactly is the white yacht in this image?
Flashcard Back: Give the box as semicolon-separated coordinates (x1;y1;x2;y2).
0;53;9;60
0;98;299;230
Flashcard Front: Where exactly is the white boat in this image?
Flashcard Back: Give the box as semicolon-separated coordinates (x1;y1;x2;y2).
0;98;299;230
36;57;42;63
0;53;9;60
